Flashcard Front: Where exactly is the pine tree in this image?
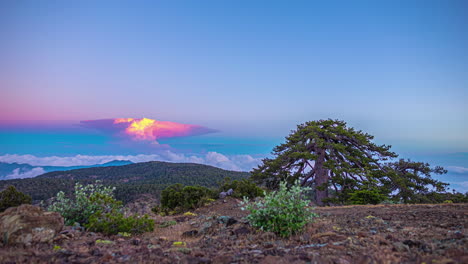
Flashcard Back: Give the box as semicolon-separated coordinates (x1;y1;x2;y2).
251;119;447;205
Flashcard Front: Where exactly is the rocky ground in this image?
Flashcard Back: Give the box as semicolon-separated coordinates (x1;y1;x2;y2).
0;199;467;264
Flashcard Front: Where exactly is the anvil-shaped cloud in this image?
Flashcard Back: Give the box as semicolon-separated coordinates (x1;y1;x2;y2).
80;118;217;142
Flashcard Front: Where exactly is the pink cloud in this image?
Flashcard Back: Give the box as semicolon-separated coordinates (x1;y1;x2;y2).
80;118;217;141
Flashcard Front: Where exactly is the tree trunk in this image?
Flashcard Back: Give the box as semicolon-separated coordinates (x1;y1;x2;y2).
314;148;328;205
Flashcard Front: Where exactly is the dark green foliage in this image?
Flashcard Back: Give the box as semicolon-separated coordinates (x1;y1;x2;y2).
251;119;396;205
409;191;468;204
382;159;448;203
0;185;32;212
241;181;318;237
160;184;215;213
251;119;449;205
348;188;387;205
219;178;264;199
0;161;249;203
86;211;154;235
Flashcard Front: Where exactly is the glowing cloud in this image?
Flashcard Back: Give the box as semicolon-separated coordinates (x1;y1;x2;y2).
81;118;217;142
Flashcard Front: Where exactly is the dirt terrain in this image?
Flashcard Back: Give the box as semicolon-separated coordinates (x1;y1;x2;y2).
0;199;467;264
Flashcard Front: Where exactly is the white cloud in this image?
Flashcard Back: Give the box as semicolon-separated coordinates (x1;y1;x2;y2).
6;167;46;179
0;152;263;172
205;152;241;171
448;166;468;174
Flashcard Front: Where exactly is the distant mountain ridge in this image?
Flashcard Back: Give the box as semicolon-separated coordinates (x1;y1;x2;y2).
0;161;249;203
0;160;134;179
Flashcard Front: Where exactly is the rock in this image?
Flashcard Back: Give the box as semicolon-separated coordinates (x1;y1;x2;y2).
260;256;289;264
182;230;199;237
219;192;227;199
192;250;205;257
274;240;285;248
132;238;141;245
212;255;233;263
226;189;234;196
217;216;237;226
177;247;192;254
183;256;211;264
90;248;102;256
234;226;250;236
0;204;64;246
260;232;276;240
393;242;410;252
199;221;213;234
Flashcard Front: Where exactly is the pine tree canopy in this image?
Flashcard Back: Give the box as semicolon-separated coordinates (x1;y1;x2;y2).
250;119;448;205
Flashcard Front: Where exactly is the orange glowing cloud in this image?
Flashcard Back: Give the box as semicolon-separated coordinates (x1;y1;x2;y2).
80;118;216;142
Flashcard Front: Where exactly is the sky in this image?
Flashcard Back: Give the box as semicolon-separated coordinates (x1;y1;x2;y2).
0;1;467;190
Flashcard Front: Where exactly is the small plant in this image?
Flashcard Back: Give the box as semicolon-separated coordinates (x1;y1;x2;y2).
204;198;216;204
380;199;398;205
443;200;453;203
87;211;154;235
95;239;114;245
48;182;154;235
48;181;120;226
0;185;32;212
159;220;177;228
348;188;387;205
172;241;186;247
183;211;197;217
241;180;318;237
160;184;216;213
118;232;131;237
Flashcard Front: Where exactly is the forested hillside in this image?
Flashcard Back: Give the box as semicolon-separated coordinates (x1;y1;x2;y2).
0;161;249;203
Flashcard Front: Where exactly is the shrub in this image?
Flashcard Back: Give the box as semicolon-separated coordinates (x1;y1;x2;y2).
241;180;318;237
48;181;121;226
348;188;387;205
0;185;32;212
86;211;154;235
414;191;468;204
160;184;215;213
219;178;264;199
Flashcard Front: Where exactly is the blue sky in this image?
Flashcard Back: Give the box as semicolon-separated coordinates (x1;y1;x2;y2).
0;1;467;190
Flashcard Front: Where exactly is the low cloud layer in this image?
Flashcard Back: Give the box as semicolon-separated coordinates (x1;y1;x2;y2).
6;167;46;179
0;152;262;172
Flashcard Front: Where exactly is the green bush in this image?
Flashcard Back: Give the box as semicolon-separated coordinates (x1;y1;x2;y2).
160;184;215;213
86;211;154;235
219;178;264;199
0;185;32;212
412;191;468;204
49;182;154;235
48;181;121;226
348;188;387;205
241;181;318;237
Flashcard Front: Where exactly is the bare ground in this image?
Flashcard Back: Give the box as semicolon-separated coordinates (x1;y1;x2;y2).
0;199;466;264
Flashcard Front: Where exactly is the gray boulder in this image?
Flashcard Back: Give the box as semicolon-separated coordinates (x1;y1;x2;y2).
0;204;64;245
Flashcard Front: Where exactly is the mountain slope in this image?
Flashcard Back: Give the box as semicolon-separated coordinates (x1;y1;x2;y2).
0;161;249;202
